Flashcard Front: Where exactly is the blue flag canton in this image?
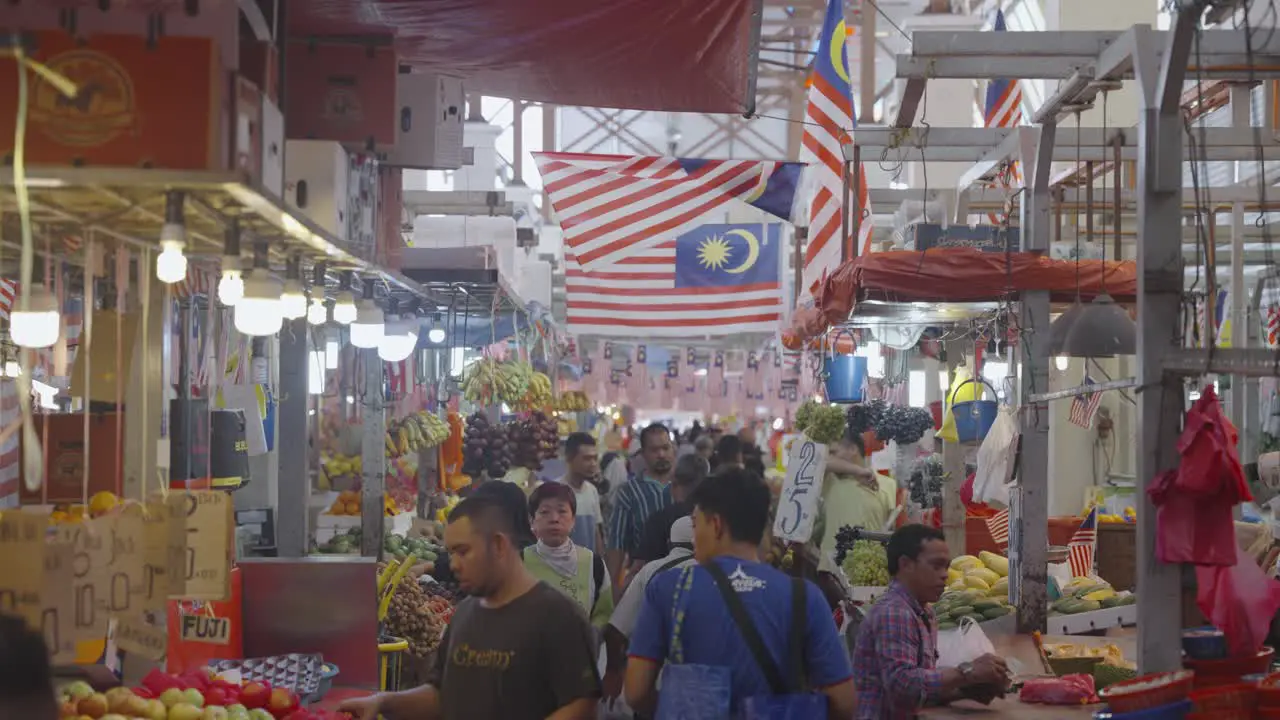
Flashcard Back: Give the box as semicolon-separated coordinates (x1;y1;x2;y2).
674;223;780;289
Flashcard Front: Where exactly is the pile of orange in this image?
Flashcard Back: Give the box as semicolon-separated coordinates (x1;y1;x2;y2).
327;490;363;516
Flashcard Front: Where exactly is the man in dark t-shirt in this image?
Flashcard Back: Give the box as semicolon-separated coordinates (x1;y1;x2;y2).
340;496;600;720
631;454;708;566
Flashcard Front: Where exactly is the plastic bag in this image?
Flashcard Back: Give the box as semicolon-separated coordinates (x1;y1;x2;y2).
741;694;828;720
973;407;1018;505
937;616;995;669
655;663;732;719
1196;547;1280;657
1019;674;1097;705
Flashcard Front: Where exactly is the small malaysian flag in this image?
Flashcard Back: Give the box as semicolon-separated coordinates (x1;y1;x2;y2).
1068;506;1099;578
0;279;16;321
986;507;1010;552
1068;375;1104;428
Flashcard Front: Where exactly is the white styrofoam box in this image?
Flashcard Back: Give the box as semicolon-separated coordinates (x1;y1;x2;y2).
411;214;516;251
284;139;350;241
519;259;553;307
384;72;465;170
261;98;284;197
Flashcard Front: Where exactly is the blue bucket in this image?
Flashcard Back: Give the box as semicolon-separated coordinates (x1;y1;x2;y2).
950;378;999;443
824;353;867;403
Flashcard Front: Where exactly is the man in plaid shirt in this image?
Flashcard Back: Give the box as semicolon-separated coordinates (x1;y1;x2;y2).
853;525;1009;719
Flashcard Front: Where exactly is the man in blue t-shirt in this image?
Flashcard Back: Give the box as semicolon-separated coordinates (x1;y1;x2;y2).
624;468;857;718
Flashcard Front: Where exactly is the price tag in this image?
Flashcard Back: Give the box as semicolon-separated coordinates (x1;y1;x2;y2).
114;615;168;660
41;541;76;663
99;513;145;618
140;499;180;612
178;614;230;645
168;491;233;600
0;511;48;629
53;519;111;641
772;433;828;544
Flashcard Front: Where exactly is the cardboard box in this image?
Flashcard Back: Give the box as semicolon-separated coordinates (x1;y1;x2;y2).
284;139;350;240
0;32;223;170
18;412;123;504
285;40;397;148
377;166;404;270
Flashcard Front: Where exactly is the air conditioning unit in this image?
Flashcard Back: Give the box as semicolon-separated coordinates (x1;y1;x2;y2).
383;72;465;170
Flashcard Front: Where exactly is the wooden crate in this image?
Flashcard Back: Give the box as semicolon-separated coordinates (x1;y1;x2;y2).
1097;523;1137;590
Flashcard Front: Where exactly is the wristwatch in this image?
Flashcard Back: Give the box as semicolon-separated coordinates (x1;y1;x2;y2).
958;661;975;681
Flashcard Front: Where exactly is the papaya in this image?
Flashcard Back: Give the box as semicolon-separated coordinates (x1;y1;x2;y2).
966;567;1001;586
1082;588;1117;603
949;605;975;617
1072;582;1113;599
951;555;983;572
991;577;1010;594
947;568;963;584
947;579;967;592
963;575;991;591
982;606;1012;620
937;621;958;631
1052;597;1078;613
971;599;1002;612
978;550;1010;577
1099;595;1123;609
1118;594;1137;606
934;611;952;623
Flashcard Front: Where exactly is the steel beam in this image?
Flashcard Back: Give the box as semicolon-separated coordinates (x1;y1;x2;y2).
1027;378;1139;403
849;126;1280;164
1164;347;1280;377
897;54;1280;81
1135;17;1194;675
275;318;310;557
360;348;387;558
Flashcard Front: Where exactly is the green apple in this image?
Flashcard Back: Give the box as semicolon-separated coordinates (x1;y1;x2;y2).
65;681;95;701
226;705;247;715
181;688;206;708
168;703;206;720
159;688;187;708
202;706;229;720
248;709;274;720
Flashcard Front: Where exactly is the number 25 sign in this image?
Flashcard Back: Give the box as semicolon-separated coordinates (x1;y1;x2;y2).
772;434;828;544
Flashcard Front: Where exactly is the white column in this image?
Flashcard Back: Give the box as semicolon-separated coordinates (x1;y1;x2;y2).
456;123;504;192
898;14;985;193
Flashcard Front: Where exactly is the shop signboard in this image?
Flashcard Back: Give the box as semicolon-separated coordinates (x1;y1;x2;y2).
773;433;828;544
903;223;1020;253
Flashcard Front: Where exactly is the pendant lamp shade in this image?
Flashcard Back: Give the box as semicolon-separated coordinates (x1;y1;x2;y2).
1048;301;1087;356
1060;293;1136;357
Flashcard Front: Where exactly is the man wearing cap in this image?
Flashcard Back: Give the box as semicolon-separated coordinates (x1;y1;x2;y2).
601;516;696;712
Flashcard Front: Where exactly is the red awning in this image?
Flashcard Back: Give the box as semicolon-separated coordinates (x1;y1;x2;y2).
784;249;1139;348
287;0;759;113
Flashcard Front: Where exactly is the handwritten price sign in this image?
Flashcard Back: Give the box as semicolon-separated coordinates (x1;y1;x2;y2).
168;491;233;601
53;520;110;641
41;541;76;663
0;511;47;629
140;499;180;612
772;433;828;544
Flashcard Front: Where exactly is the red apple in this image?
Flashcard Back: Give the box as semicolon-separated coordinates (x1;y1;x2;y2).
267;687;297;716
239;683;269;710
203;687;229;707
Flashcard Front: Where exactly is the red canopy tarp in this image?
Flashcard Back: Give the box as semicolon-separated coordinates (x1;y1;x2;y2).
287;0;757;112
785;249;1137;348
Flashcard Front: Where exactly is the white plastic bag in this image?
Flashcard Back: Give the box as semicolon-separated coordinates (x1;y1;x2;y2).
937;616;996;669
973;407;1019;505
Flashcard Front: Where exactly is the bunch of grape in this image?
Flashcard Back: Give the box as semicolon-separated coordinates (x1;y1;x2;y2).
839;538;891;587
806;404;848;444
908;454;945;509
875;405;935;445
795;399;821;433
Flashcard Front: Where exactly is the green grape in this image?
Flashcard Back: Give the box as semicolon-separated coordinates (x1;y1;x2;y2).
795;400;820;433
841;540;890;587
807;405;848;444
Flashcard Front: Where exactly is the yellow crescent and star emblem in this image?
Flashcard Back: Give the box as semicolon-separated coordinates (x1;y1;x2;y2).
831;20;851;85
696;229;764;275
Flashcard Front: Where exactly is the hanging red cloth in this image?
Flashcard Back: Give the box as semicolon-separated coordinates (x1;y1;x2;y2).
1149;386;1280;656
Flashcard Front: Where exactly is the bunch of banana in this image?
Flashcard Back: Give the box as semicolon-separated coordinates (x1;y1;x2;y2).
461;359;502;405
413;410;451;446
515;372;553;410
554;390;592;412
494;361;533;405
386;411;454;457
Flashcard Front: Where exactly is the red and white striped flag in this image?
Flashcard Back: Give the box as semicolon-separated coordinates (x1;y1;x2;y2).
801;0;872;297
982;10;1025;225
1068;507;1099;578
986;507;1010;552
1068;375;1104;428
534;152;802;273
0;279;17;320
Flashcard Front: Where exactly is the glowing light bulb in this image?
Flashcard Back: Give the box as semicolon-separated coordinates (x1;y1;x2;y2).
333;291;357;325
1054;355;1069;371
280;278;307;320
307;298;327;325
378;320;418;362
428;327;446;344
218;269;244;306
349;299;384;349
9;285;60;349
234;275;283;337
155;239;187;284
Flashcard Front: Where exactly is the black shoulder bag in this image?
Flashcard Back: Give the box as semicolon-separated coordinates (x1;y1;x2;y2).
702;561;806;695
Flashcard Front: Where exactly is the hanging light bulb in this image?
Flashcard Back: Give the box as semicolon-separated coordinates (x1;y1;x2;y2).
378;312;419;362
427;312;446;344
10;284;61;349
307;298;327;326
2;359;20;378
235;273;284;337
333;290;357;325
349;279;384;349
155;191;188;284
1055;355;1070;371
217;218;244;305
280;279;306;320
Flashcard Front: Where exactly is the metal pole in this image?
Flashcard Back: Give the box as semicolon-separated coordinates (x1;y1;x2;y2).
850;147;863;259
1134;16;1198;673
940;346;966;555
860;5;877;123
360;348;387;557
178;300;193;486
275;317;310;556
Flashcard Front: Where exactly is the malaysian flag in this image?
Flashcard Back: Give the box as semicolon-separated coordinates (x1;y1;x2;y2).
0;279;16;320
986;507;1010;552
562;223;784;337
801;0;871;296
1068;374;1104;428
1068;506;1099;578
534;152;802;272
982;10;1025;225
